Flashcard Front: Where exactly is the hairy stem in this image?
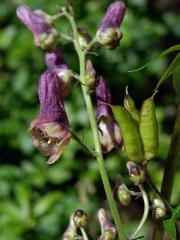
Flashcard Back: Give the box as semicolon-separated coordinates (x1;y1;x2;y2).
129;185;149;240
64;8;126;240
153;103;180;240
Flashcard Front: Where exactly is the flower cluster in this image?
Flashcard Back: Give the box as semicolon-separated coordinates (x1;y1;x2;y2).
16;2;126;164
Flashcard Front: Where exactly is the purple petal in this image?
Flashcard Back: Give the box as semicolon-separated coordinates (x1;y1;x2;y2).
99;1;126;31
16;4;53;36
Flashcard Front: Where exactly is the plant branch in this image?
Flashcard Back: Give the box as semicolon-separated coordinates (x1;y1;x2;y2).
70;129;96;157
153;103;180;240
128;185;149;240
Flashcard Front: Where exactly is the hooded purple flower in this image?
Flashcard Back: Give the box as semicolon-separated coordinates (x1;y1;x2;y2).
96;77;123;153
45;48;73;97
29;71;71;164
96;1;126;49
16;4;58;51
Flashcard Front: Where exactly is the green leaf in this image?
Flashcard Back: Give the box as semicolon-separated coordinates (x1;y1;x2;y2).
173;66;180;97
172;203;180;219
163;219;176;240
154;53;180;91
33;192;62;217
128;44;180;72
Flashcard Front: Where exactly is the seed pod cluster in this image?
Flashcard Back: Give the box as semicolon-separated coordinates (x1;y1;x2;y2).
111;88;159;163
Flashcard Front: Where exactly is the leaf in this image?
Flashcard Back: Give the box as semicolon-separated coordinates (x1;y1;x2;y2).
173;66;180;97
154;53;180;91
33;192;62;217
172;203;180;219
128;44;180;72
163;219;176;240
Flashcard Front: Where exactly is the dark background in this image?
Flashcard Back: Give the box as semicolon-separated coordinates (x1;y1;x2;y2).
0;0;179;239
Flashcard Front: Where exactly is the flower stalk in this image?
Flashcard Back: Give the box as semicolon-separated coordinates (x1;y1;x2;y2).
128;185;149;240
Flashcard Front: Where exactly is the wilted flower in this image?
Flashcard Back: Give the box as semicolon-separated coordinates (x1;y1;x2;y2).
127;161;146;185
45;48;73;97
96;1;126;49
96;77;123;153
98;208;117;240
16;4;58;51
29;71;71;164
151;198;166;220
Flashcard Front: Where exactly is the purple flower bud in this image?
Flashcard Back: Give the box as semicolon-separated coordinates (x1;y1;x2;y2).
45;48;73;97
29;71;71;164
16;4;58;51
96;1;126;49
96;77;123;152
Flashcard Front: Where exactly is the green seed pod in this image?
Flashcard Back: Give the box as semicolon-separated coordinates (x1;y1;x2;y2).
111;105;144;163
124;86;139;123
117;184;131;206
140;92;159;160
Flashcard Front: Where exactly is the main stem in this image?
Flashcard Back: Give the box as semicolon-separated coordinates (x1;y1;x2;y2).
65;11;126;239
79;53;126;240
153;103;180;240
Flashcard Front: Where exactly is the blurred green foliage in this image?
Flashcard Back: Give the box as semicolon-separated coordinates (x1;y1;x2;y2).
0;0;180;239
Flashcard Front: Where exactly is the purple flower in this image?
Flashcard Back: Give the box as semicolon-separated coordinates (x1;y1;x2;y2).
29;71;71;164
45;48;73;97
96;77;123;153
16;4;58;51
96;1;126;49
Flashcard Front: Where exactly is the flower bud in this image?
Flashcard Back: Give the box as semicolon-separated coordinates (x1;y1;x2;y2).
96;77;123;153
127;161;146;185
86;60;98;91
96;1;126;49
16;4;58;51
73;209;88;228
152;199;167;220
117;184;131;206
45;48;73;97
62;214;77;240
78;28;92;50
29;71;71;164
98;208;117;240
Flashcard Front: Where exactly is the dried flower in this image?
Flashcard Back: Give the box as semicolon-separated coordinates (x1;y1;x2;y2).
45;48;73;97
16;4;58;51
98;208;117;240
96;1;126;49
96;77;123;152
29;71;71;164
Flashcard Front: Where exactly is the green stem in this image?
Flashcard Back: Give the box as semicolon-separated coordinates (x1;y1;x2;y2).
153;103;180;240
70;129;96;157
64;9;126;240
129;185;149;240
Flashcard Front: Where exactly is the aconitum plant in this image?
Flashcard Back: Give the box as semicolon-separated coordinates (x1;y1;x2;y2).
16;1;180;240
